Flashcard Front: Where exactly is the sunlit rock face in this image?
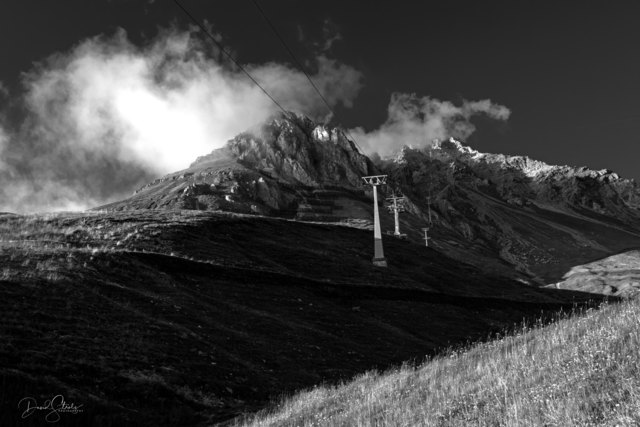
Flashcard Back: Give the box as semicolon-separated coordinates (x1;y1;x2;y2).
100;119;640;286
102;112;376;216
411;137;639;217
220;112;371;188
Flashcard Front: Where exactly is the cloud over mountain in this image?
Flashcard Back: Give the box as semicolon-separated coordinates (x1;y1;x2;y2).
351;93;511;157
0;27;363;213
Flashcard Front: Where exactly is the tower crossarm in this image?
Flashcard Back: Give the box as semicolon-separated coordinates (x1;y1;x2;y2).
362;175;388;186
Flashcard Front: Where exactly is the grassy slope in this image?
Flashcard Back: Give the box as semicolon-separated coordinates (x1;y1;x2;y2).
241;297;640;427
0;211;605;426
549;250;640;298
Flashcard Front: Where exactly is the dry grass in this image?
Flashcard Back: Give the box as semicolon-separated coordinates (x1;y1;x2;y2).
0;210;615;425
240;298;640;426
0;211;238;269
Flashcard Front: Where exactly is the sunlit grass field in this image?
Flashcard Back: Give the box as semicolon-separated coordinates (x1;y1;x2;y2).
240;298;640;426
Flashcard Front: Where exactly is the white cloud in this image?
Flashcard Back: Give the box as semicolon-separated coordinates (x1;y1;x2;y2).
350;93;511;157
0;125;8;172
0;27;363;213
251;55;362;121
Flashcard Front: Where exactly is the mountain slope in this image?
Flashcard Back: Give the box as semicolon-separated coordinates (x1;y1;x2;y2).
101;113;640;285
238;296;640;427
547;249;640;298
101;112;375;217
0;210;602;426
390;139;640;283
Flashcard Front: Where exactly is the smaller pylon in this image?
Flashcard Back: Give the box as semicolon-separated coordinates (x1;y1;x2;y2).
386;192;407;239
421;227;431;247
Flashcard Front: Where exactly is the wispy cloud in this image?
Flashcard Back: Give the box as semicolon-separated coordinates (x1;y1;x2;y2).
350;93;511;157
318;18;342;52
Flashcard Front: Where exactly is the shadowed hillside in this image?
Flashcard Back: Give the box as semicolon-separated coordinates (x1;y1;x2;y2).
0;210;604;426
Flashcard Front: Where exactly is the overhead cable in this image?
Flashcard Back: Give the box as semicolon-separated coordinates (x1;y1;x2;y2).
172;0;289;115
248;0;366;154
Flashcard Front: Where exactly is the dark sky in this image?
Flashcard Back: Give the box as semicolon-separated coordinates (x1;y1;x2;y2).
2;0;640;179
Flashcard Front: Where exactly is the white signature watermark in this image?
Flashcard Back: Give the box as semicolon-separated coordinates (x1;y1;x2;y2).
18;394;83;423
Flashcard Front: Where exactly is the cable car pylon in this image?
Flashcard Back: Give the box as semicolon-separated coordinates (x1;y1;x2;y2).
362;175;388;267
386;191;407;239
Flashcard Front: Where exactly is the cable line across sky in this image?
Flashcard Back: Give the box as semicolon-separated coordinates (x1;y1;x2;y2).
172;0;365;154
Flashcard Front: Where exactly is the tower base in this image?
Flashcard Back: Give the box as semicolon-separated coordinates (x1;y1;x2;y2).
372;257;388;267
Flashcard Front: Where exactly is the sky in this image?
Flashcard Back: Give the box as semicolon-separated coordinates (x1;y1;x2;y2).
1;0;640;212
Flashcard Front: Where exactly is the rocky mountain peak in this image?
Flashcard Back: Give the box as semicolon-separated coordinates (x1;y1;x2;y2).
192;112;372;188
432;137;479;156
113;113;379;219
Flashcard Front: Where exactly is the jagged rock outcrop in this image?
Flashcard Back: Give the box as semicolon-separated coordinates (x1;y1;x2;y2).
424;138;638;217
218;115;369;188
103;112;376;219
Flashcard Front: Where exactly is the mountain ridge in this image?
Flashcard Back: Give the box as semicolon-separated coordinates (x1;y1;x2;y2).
99;112;640;287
